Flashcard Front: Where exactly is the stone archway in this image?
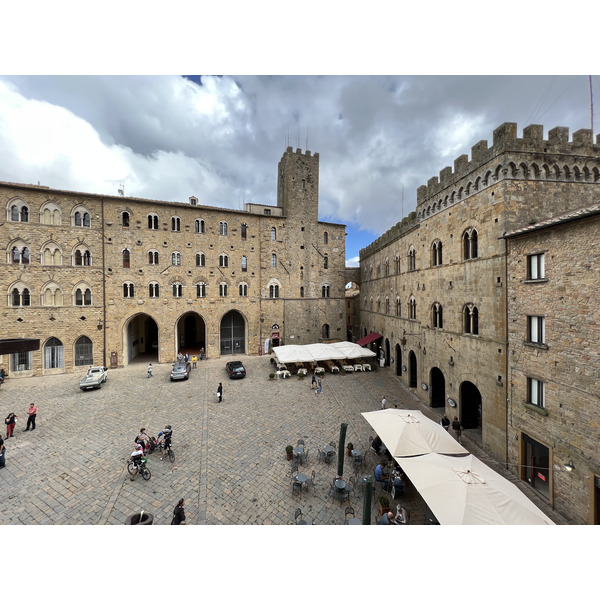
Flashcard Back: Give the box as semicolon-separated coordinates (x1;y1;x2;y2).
408;350;417;388
395;344;402;376
176;311;206;354
430;367;445;408
123;313;158;365
220;310;246;355
385;338;391;367
460;380;482;429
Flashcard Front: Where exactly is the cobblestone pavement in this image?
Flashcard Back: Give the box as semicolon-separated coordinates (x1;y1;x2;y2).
0;355;568;525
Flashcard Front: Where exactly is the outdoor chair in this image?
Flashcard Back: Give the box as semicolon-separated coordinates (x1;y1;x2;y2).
347;476;357;499
307;470;316;490
344;506;355;524
292;477;303;496
294;508;303;524
328;481;336;498
297;439;305;447
303;448;310;465
317;448;326;463
329;441;336;449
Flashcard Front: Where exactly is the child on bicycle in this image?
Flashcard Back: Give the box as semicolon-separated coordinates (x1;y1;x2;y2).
130;444;145;481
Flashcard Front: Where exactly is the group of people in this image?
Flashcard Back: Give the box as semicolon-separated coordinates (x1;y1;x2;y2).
311;374;323;393
129;425;174;481
441;414;463;442
2;405;38;469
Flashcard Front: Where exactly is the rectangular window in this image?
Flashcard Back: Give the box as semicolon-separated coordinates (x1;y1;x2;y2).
527;316;546;344
528;253;545;280
528;377;545;408
10;351;32;371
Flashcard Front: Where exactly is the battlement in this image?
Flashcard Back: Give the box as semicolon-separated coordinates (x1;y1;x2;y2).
284;146;319;160
360;211;418;260
417;123;600;207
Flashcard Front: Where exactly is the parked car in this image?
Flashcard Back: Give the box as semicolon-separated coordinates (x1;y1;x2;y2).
170;361;191;381
80;365;108;390
225;360;246;379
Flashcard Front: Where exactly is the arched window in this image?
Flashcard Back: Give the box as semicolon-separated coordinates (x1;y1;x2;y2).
271;253;277;268
171;216;180;232
241;223;247;240
395;255;400;274
10;286;31;306
41;203;61;225
241;256;247;272
463;228;479;260
196;282;206;298
464;304;479;335
148;251;159;265
74;247;91;266
74;209;91;227
323;232;328;244
122;212;130;227
271;227;276;241
432;240;443;266
323;255;329;269
219;282;228;297
409;296;417;320
385;297;390;314
10;245;29;264
269;284;279;298
195;219;205;234
219;221;228;236
74;286;92;306
321;285;330;298
148;214;159;230
123;283;135;298
123;249;130;268
42;283;63;306
385;259;390;277
196;253;205;267
149;282;160;298
171;252;181;266
172;283;183;297
408;246;416;271
219;253;229;268
42;243;62;266
9;200;29;222
44;337;64;369
239;283;248;296
432;302;443;328
395;297;401;317
74;336;93;366
322;323;330;339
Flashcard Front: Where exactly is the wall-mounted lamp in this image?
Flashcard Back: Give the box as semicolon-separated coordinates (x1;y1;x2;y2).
564;460;575;472
97;319;103;331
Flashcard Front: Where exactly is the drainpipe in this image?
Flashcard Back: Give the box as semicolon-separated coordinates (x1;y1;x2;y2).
101;197;107;367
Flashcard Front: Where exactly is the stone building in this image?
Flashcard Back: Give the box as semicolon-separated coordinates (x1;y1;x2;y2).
0;147;347;376
503;205;600;524
359;123;600;523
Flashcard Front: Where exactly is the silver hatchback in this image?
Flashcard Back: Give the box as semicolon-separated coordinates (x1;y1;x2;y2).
170;361;191;381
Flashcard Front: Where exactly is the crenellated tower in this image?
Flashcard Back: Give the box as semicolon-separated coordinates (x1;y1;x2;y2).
277;147;320;223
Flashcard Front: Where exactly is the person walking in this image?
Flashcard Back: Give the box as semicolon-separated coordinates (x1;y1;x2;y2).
217;382;223;402
0;434;5;469
440;415;450;431
311;373;317;389
381;396;387;410
5;412;17;438
25;403;37;431
147;363;153;378
171;498;186;525
315;376;323;394
451;416;463;443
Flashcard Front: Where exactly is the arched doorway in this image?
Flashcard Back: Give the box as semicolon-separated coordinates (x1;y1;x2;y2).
124;313;158;364
176;311;206;354
460;380;482;429
220;310;246;355
408;350;417;388
395;344;402;376
430;367;445;408
385;338;391;367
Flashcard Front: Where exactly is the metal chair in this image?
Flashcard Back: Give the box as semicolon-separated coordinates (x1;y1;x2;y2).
329;441;336;449
347;476;356;499
292;474;303;496
294;508;303;524
297;439;305;447
307;470;316;490
317;448;326;463
303;448;310;465
344;506;355;524
328;481;336;498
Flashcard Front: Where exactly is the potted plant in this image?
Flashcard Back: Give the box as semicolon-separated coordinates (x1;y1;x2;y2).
270;357;275;364
378;495;390;516
269;372;275;380
298;371;306;378
285;445;294;461
346;442;354;457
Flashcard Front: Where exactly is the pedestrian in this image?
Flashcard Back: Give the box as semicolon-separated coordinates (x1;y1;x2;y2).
5;412;17;438
200;347;205;360
440;415;450;431
0;434;5;469
25;403;37;431
192;355;197;369
316;376;323;394
129;444;145;481
147;363;153;378
311;373;317;389
171;498;186;525
381;396;387;410
217;382;223;402
451;416;463;443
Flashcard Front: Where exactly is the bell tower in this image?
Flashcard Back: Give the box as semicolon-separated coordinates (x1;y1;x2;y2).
276;147;319;224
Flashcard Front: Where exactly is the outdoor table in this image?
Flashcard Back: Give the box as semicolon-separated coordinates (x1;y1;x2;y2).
335;479;347;490
353;363;363;371
351;449;362;459
361;363;372;371
314;367;325;375
294;446;304;456
294;473;308;490
342;365;354;373
298;518;313;525
347;517;362;525
297;368;307;376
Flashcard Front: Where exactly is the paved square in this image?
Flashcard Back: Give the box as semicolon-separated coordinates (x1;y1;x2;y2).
0;355;564;525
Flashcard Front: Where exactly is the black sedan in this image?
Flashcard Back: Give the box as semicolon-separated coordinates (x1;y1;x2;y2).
225;361;246;379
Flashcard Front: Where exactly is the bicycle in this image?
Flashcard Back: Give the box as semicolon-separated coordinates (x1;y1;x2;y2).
158;438;175;463
127;457;151;480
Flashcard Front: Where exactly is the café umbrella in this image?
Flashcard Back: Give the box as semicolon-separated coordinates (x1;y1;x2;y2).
361;409;468;457
396;453;555;525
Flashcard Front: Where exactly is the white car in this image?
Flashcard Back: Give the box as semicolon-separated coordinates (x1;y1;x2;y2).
79;366;108;390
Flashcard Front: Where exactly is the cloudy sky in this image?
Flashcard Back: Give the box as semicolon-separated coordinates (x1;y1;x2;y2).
1;74;597;266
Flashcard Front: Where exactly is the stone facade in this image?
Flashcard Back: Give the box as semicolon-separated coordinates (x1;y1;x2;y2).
0;147;347;376
359;123;600;523
504;206;600;524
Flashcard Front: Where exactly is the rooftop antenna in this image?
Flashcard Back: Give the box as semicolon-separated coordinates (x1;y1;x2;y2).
118;183;124;196
306;127;309;151
590;75;595;136
401;184;404;219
